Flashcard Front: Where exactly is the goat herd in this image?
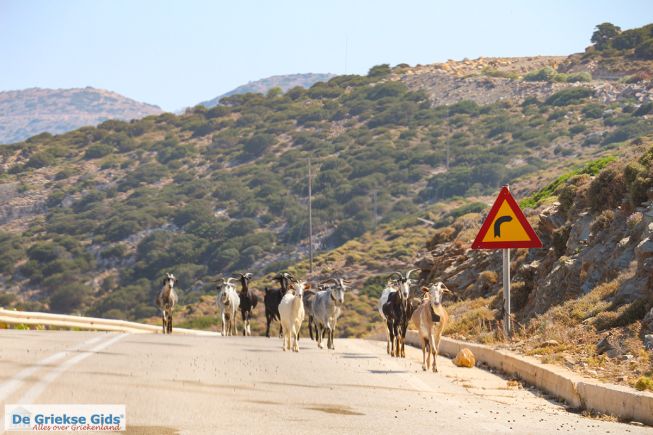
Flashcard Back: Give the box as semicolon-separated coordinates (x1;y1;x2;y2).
155;269;453;372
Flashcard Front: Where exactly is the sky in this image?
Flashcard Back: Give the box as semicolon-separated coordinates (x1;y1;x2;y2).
1;0;651;111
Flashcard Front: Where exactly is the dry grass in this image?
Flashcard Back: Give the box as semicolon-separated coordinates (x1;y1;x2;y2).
441;274;653;390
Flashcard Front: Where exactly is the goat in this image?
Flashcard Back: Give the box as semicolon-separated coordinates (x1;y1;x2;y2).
378;269;418;357
410;282;451;372
234;272;258;336
263;272;292;338
217;277;240;336
279;279;309;352
312;277;348;350
155;272;178;334
302;288;317;340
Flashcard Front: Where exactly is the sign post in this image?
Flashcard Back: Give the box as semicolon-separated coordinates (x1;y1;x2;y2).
471;185;542;339
502;248;510;337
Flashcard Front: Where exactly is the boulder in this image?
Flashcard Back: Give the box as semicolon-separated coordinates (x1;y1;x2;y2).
644;334;653;351
596;334;625;358
635;237;653;261
643;308;653;335
453;348;476;368
538;205;565;234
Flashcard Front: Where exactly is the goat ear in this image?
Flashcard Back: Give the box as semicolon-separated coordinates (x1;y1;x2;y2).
304;283;311;289
421;286;429;293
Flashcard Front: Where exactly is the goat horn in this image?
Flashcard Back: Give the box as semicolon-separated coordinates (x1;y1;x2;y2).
225;277;236;285
320;278;338;285
386;272;404;281
405;269;419;281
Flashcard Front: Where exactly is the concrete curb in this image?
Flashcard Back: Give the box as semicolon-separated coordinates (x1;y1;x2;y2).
403;330;653;426
0;308;220;336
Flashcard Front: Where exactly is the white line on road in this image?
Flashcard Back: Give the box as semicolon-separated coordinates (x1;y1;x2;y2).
17;333;128;404
0;334;105;402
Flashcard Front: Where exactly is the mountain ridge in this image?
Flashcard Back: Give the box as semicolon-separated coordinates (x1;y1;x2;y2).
198;73;336;108
0;87;163;144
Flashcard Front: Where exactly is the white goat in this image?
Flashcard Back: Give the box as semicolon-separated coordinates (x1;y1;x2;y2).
279;279;308;352
217;278;240;336
378;269;418;354
155;272;178;334
312;278;348;350
410;282;451;372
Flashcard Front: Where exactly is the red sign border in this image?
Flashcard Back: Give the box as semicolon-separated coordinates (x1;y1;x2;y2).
471;186;543;249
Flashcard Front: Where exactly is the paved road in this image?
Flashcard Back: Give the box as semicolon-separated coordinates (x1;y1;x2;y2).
1;330;651;434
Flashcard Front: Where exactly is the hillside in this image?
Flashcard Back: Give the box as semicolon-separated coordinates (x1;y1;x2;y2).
403;143;653;391
0;22;653;345
0;87;163;144
198;73;335;108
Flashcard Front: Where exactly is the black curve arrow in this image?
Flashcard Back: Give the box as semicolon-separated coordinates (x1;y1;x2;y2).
494;215;512;238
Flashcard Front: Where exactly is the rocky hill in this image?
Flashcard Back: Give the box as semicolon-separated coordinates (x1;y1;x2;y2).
198;73;335;108
0;87;163;144
0;22;653;352
400;143;653;391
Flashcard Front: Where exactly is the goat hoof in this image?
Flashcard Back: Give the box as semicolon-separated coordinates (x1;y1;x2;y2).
422;365;427;371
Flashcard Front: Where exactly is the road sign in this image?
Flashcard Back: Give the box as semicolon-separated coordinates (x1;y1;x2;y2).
471;186;542;249
471;186;542;339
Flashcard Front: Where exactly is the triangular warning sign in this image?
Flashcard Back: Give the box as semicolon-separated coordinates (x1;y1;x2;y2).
471;186;542;249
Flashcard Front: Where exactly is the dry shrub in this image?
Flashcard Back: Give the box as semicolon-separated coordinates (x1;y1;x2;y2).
590;209;615;234
593;298;649;331
557;174;591;214
479;270;498;286
634;376;653;391
428;226;456;248
588;166;626;212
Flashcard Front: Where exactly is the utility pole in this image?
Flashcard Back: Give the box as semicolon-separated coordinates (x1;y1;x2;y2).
308;158;313;276
372;190;378;231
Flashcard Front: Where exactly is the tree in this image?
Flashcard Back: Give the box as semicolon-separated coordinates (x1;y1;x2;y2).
367;64;391;78
591;22;621;50
243;134;276;158
635;40;653;60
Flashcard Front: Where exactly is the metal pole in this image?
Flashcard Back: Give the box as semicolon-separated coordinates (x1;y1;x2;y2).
503;248;511;339
308;158;313;276
372;190;378;231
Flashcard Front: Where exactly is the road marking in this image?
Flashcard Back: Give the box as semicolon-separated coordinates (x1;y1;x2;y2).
17;333;128;404
0;334;105;402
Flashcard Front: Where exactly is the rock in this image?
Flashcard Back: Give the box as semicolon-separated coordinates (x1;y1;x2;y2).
618;237;630;248
540;339;560;347
538;205;565;233
596;334;624;358
635;237;653;260
644;334;653;351
453;348;476;368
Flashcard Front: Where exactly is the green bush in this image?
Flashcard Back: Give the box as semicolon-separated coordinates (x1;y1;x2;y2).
84;143;114;159
545;88;595;106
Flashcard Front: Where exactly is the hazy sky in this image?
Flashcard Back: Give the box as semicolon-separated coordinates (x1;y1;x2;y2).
1;1;651;111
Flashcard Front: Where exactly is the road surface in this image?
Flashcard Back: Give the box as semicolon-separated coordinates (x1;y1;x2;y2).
1;330;651;434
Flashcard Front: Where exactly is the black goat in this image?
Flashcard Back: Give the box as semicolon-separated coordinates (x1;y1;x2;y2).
263;272;293;338
234;272;258;336
382;286;409;357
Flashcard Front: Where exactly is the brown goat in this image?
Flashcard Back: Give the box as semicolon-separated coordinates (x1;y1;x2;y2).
410;282;451;372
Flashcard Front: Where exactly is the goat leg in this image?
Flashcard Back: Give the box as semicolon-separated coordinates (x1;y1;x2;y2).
317;324;323;349
421;337;428;371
